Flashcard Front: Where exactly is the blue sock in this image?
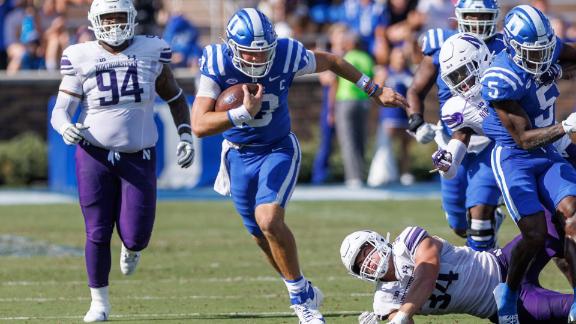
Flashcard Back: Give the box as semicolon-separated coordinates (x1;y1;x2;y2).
501;284;518;308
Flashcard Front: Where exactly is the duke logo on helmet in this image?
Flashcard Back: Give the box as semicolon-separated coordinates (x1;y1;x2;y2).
454;0;500;40
503;5;556;76
88;0;138;47
226;8;277;78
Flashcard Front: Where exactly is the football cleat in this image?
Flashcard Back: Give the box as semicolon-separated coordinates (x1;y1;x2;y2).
120;244;141;276
290;283;325;323
493;283;519;324
83;303;110;323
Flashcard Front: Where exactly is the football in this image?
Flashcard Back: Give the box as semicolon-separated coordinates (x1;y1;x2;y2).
214;83;259;112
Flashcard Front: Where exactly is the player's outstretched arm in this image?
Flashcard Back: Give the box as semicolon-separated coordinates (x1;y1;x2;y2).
313;51;409;109
493;100;567;150
431;128;472;179
394;236;442;322
50;77;88;145
405;56;438;144
156;65;195;168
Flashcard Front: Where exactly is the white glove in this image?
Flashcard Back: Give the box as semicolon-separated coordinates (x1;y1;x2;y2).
59;123;89;145
410;122;438;144
562;112;576;134
387;311;411;324
176;133;195;168
358;311;380;324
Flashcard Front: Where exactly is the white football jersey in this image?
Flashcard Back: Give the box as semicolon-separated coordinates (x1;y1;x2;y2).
436;95;492;154
373;227;500;319
59;35;171;152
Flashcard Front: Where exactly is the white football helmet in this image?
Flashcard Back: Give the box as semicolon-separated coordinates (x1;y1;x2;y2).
440;33;492;99
340;230;392;282
88;0;138;47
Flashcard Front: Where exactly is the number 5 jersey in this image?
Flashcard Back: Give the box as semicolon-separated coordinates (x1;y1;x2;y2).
373;226;500;319
59;35;172;152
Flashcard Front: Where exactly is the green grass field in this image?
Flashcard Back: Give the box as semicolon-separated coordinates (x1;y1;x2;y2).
0;200;571;323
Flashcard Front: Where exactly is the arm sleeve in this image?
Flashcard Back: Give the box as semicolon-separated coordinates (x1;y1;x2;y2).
294;49;317;78
50;91;81;135
199;44;224;84
158;38;172;64
440;139;467;179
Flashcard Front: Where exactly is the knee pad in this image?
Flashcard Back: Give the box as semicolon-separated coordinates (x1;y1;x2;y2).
466;211;497;251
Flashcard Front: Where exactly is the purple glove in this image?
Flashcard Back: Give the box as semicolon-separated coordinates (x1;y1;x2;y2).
431;149;453;172
538;63;562;86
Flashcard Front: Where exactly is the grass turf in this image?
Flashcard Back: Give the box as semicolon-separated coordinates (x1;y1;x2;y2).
0;200;570;323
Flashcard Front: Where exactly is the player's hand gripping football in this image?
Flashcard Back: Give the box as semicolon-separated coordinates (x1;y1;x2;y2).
373;86;410;110
176;133;194;168
243;83;264;117
60;123;89;145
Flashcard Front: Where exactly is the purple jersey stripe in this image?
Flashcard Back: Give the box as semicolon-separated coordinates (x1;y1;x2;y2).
404;226;428;254
60;59;72;66
160;52;172;59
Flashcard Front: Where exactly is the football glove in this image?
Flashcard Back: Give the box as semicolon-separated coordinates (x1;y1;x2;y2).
431;149;453;172
60;123;89;145
562;113;576;134
358;311;379;324
537;63;562;86
176;133;195;168
407;114;437;144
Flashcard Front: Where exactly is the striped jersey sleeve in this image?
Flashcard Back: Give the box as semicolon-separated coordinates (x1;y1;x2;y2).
397;226;429;257
199;44;227;82
480;57;525;102
60;47;76;76
156;38;172;64
421;28;455;56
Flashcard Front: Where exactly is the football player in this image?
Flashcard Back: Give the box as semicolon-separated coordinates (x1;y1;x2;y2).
407;0;506;252
49;0;194;321
191;8;408;323
340;219;572;324
480;5;576;323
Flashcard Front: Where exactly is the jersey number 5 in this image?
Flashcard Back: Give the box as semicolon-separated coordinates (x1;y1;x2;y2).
96;66;144;106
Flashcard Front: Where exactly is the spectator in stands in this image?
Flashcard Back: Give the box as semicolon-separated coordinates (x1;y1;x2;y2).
40;0;69;71
0;0;13;70
162;2;201;69
341;0;390;65
311;23;349;184
415;0;454;31
368;45;414;187
4;0;26;73
134;0;163;36
334;29;375;188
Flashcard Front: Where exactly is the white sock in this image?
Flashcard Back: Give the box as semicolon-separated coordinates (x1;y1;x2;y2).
89;286;110;307
284;275;307;295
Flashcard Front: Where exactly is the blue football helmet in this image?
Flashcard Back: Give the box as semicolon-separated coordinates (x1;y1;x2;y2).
455;0;500;40
226;8;277;78
503;5;556;76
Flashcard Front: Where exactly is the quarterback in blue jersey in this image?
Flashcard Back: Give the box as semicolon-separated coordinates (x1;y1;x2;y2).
406;0;506;253
191;8;408;324
480;5;576;323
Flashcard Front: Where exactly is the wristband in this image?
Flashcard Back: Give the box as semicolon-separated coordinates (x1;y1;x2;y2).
408;113;424;133
177;123;191;132
391;311;410;324
180;133;193;143
356;73;380;97
227;105;253;127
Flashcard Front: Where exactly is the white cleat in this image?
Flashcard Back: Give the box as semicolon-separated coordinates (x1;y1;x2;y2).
291;285;325;323
290;304;325;324
83;303;110;323
120;244;141;276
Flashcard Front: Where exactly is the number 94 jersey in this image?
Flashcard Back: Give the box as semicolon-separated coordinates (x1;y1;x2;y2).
59;36;171;152
481;37;564;148
373;226;500;319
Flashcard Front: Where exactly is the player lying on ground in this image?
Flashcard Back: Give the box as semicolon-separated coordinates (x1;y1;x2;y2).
340;216;573;324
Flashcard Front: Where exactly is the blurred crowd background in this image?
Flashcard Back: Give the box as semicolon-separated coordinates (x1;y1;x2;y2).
1;0;576;188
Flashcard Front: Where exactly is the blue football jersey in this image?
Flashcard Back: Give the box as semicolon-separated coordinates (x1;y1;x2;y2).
199;38;313;145
481;37;564;147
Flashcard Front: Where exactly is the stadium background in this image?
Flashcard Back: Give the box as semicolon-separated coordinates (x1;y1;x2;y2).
0;0;576;322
